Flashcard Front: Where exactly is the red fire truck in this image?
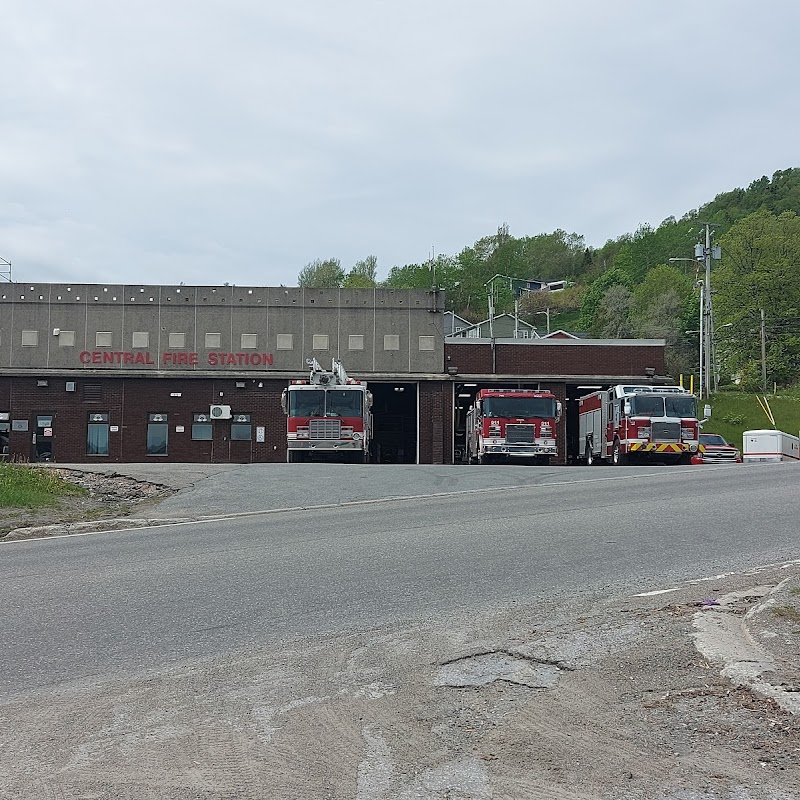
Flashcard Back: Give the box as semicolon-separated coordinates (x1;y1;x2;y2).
465;388;562;465
578;384;700;465
281;358;372;463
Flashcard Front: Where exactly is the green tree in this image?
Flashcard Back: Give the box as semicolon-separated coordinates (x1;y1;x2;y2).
343;255;378;288
594;284;633;338
578;267;632;331
714;210;800;387
297;258;345;288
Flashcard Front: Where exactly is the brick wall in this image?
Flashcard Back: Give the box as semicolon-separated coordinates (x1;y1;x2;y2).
418;381;452;464
0;375;289;464
446;342;665;377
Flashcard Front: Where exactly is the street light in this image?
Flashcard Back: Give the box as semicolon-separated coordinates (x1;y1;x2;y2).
533;309;551;335
670;228;722;398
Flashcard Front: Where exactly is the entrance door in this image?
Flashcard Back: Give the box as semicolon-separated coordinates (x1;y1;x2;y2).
32;413;55;462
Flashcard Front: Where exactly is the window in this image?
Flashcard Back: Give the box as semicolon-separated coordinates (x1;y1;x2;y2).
665;395;698;418
87;413;110;456
231;414;251;441
277;334;293;350
0;422;9;456
96;332;113;347
467;329;480;338
348;335;364;351
418;335;435;351
205;332;222;349
59;331;76;347
288;390;324;417
147;413;168;455
192;413;212;440
312;334;329;350
21;330;38;347
325;391;363;417
241;333;257;349
514;329;530;339
168;332;185;349
383;334;400;351
132;331;149;348
483;397;557;419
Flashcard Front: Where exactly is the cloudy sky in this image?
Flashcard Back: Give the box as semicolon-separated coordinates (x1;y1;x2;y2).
2;1;798;287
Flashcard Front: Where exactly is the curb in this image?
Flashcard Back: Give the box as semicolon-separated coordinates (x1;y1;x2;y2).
1;517;196;541
692;580;800;715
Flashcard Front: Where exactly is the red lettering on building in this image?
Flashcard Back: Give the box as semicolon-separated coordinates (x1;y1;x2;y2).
78;350;273;368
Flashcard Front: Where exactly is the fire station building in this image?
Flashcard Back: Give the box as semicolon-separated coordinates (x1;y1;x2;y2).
0;283;665;465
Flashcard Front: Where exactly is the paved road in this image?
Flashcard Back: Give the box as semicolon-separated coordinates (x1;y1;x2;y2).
2;462;797;694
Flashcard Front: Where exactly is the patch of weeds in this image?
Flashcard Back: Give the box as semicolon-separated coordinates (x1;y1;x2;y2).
0;464;88;509
772;605;800;624
721;413;745;425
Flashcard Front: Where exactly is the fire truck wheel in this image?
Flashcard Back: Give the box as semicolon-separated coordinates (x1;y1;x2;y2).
612;440;626;466
585;444;595;466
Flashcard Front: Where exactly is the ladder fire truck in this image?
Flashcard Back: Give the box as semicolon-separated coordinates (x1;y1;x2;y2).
465;388;562;465
281;358;373;463
578;384;700;465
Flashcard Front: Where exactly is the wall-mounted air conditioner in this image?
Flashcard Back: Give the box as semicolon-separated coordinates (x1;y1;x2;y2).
210;404;232;419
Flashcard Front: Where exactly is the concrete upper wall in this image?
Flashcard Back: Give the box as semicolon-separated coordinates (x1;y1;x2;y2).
0;284;445;375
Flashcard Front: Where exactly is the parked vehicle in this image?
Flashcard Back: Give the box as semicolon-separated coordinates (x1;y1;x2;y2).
579;385;700;465
281;358;372;463
691;433;742;464
466;388;562;465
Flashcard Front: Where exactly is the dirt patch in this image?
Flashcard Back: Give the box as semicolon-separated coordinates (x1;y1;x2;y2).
0;468;174;539
3;569;799;799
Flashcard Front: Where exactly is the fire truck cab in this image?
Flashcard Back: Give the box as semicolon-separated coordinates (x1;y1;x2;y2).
281;358;372;463
465;388;562;465
579;384;700;465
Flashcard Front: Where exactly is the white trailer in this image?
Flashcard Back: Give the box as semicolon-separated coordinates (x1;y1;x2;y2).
742;429;800;463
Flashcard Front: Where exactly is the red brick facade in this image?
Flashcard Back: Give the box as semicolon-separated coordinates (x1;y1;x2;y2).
1;341;667;465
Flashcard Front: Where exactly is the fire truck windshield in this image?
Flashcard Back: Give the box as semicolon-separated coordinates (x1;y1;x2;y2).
288;390;325;417
483;396;556;419
628;396;665;417
665;395;697;418
325;390;363;417
629;395;697;418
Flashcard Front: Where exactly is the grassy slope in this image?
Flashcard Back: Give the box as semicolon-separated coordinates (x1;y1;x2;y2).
704;389;800;450
0;464;87;508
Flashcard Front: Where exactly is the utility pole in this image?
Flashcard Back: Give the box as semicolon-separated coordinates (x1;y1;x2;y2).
695;224;721;397
698;282;705;400
761;308;767;394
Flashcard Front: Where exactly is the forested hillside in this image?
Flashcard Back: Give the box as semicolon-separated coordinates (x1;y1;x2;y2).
297;168;800;388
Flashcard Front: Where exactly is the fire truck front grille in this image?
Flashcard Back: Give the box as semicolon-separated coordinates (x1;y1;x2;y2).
506;424;536;444
309;419;342;439
651;421;680;441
